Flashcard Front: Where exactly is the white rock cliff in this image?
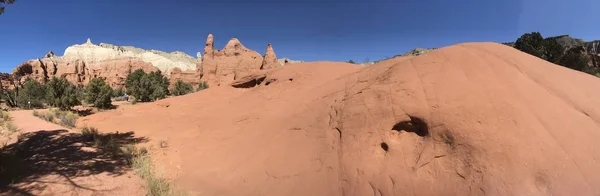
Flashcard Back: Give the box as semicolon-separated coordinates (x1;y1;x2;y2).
62;38;198;73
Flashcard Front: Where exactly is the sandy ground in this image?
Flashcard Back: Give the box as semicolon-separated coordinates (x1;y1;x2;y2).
0;110;146;196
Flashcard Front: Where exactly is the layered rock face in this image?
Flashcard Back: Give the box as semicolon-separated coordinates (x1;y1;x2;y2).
169;67;201;87
63;38;197;74
13;56;157;88
200;34;280;86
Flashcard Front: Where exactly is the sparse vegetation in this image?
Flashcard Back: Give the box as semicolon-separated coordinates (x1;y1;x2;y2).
33;109;79;128
347;60;355;64
85;78;114;109
0;111;18;136
171;80;194;96
131;151;179;196
125;69;170;102
197;81;209;91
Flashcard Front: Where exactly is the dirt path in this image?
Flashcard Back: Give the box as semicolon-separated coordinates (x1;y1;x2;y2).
0;110;146;196
10;110;69;133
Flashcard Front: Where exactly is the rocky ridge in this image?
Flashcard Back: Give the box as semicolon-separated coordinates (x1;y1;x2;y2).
7;34;282;89
62;38;198;74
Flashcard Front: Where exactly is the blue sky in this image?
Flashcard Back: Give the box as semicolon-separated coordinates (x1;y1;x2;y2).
0;0;599;72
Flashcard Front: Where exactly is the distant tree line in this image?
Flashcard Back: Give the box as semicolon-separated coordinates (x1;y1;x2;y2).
0;69;209;110
514;32;598;76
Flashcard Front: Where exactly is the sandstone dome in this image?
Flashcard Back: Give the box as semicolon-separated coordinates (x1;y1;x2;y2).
80;42;600;195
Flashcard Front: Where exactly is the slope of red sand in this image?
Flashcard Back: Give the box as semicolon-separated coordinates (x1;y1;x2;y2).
80;42;600;195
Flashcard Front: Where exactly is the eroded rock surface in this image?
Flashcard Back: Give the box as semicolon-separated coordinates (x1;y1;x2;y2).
82;43;600;196
200;34;280;86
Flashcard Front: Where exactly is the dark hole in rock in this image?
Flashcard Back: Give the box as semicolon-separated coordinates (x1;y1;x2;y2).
231;76;266;88
392;116;429;137
289;78;293;81
380;142;389;152
264;79;277;86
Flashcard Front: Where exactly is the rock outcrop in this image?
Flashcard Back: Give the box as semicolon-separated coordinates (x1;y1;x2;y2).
169;67;200;88
13;56;157;88
261;44;279;70
63;39;198;74
200;34;280;86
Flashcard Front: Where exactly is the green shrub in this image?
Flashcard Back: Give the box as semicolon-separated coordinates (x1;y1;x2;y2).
86;78;113;109
112;87;124;98
125;69;170;102
197;81;209;91
170;80;193;96
16;78;47;108
46;77;81;110
515;32;545;59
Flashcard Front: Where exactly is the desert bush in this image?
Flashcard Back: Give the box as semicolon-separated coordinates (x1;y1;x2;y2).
81;126;99;141
5;121;18;133
46;77;81;110
125;69;170;102
112;87;124;98
171;80;193;96
197;81;209;91
515;32;545;59
58;112;78;128
347;60;356;64
33;110;54;122
86;78;113;109
16;78;47;108
34;109;78;127
0;111;9;122
0;111;18;135
132;152;174;196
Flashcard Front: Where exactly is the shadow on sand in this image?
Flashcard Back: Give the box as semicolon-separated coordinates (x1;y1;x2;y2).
0;129;147;195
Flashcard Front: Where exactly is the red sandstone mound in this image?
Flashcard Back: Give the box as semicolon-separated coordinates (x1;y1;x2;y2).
80;42;600;195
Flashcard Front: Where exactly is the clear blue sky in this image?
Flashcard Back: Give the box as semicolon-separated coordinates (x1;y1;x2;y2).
1;0;599;72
